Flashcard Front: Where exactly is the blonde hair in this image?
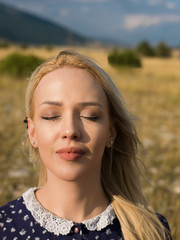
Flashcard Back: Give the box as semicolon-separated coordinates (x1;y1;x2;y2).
25;50;170;240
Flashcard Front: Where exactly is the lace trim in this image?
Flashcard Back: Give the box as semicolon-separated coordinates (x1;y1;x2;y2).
22;187;116;236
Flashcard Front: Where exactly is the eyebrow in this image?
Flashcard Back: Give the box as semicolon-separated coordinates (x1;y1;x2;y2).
79;102;103;108
40;101;103;108
40;101;62;106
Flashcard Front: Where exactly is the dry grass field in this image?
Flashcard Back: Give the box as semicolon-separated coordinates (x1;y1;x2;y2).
0;45;180;239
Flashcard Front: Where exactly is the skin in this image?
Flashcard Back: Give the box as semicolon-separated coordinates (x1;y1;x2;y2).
28;66;116;222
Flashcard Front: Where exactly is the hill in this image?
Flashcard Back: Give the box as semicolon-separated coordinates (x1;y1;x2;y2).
0;3;91;45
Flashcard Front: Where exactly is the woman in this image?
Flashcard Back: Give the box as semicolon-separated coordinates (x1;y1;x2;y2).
0;50;171;239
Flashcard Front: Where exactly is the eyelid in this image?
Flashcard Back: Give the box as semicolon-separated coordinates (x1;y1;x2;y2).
41;116;60;120
80;116;99;121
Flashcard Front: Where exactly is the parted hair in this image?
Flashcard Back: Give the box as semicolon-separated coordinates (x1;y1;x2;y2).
25;50;170;240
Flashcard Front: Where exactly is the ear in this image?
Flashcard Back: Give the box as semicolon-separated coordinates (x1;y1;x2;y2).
106;122;117;148
27;118;38;148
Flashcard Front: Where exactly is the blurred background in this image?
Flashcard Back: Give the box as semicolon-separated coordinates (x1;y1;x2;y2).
0;0;179;238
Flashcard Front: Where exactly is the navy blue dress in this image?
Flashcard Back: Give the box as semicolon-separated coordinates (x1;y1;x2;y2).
0;188;171;240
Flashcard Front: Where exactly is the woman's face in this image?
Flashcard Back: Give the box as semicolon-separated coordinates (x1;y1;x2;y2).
28;66;116;183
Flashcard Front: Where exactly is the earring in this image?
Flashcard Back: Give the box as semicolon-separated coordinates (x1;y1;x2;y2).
32;141;35;146
23;116;28;129
106;139;114;148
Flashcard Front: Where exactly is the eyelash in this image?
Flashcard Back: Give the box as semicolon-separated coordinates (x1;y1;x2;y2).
41;116;60;121
81;116;99;121
41;116;99;121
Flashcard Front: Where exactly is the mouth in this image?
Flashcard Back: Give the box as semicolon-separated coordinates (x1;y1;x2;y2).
56;147;85;161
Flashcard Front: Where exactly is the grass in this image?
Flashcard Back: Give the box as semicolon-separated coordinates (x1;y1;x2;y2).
0;45;180;239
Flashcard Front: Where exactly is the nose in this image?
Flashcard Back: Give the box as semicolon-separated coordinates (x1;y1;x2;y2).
61;114;81;140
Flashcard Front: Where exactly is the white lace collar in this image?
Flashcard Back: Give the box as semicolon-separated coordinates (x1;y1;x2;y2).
22;187;116;236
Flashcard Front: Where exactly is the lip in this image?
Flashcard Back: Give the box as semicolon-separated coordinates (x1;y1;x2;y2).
56;147;85;161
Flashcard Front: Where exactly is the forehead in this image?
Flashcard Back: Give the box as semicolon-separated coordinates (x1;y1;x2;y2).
34;67;108;106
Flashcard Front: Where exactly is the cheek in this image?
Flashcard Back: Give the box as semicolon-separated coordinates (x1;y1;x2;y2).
87;124;110;152
35;125;54;149
35;128;55;165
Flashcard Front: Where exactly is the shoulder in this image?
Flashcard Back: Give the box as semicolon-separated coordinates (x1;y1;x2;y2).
0;189;35;236
0;195;27;226
0;197;24;237
0;197;23;219
0;187;37;221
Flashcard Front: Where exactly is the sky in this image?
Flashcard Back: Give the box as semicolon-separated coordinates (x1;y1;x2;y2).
0;0;180;46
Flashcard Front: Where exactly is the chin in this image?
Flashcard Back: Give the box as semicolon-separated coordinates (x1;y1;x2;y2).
48;168;88;183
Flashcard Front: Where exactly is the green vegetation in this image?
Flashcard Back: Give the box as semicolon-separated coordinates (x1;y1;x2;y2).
0;53;44;77
137;40;172;58
156;41;172;58
20;43;29;49
45;44;53;51
0;40;10;48
108;48;141;68
136;40;155;57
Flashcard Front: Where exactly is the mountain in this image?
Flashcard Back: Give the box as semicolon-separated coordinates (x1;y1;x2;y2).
0;3;91;45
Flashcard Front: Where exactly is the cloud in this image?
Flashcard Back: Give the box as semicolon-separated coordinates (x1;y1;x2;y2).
71;0;109;2
123;14;180;30
59;9;69;17
148;0;162;6
148;0;176;10
81;6;89;13
166;2;176;9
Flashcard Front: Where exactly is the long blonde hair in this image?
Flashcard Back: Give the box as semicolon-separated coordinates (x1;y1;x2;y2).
25;50;170;240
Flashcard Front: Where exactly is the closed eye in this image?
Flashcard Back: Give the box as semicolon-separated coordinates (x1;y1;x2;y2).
41;116;60;120
81;116;99;121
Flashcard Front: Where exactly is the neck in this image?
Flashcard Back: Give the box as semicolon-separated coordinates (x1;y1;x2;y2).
36;172;109;223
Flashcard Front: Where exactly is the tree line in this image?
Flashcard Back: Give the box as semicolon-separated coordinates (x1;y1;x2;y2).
108;41;173;68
